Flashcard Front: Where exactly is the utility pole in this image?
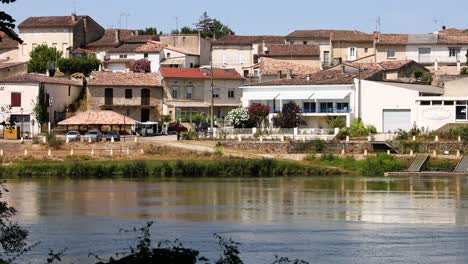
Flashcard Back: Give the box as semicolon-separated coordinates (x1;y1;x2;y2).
210;46;215;138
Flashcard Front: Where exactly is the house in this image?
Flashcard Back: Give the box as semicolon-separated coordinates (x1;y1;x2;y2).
211;35;285;75
0;60;28;79
374;34;409;63
0;32;20;61
330;33;374;64
286;30;366;66
240;70;381;128
159;67;244;122
87;71;163;122
257;44;321;68
17;15;105;60
242;57;321;83
0;74;83;136
159;34;211;65
84;28;141;61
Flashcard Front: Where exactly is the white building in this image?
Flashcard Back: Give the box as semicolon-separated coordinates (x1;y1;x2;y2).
0;74;83;136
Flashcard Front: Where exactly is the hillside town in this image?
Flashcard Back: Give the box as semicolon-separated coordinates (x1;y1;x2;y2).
0;13;468;140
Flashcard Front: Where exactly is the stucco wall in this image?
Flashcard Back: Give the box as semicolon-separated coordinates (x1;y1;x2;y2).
443;77;468;97
0;49;19;61
0;64;27;79
376;45;407;62
19;28;73;60
212;44;254;74
331;43;374;61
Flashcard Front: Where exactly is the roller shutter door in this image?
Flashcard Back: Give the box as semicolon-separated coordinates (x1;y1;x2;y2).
383;110;411;132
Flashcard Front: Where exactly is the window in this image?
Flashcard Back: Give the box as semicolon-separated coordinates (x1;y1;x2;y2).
303;41;308;45
172;88;178;99
119;54;127;59
320;102;333;113
10;92;21;107
303;102;316;113
141;89;150;106
167;52;171;58
104;88;113;105
144;53;148;58
323;51;330;65
68;86;71;96
336;103;350;112
364;48;369;53
387;49;396;58
190;63;194;68
243;70;249;78
228;90;235;98
348;47;356;61
125;89;132;99
449;47;460;57
213;88;220;98
420;101;430;105
186;87;192;99
432;101;442;105
444;101;454;105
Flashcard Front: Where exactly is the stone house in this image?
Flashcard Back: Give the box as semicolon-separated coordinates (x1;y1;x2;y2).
159;34;211;65
17;15;105;60
0;61;28;79
87;71;163;122
256;44;321;68
158;67;244;122
0;32;20;61
330;33;375;64
84;29;142;61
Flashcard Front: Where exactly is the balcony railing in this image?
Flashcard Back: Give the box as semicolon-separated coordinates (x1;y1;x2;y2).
270;108;352;114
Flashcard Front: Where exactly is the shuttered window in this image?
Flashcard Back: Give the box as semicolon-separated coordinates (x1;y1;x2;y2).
11;92;21;107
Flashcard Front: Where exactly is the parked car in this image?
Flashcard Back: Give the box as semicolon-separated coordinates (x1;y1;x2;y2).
196;122;217;132
65;131;81;141
85;130;103;142
105;131;121;141
167;123;188;134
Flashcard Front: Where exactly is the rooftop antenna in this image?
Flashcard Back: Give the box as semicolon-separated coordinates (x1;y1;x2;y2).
120;13;131;29
175;16;179;34
73;0;77;15
375;17;381;32
433;17;439;31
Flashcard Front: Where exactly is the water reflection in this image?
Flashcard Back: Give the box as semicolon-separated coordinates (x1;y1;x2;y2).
4;176;468;225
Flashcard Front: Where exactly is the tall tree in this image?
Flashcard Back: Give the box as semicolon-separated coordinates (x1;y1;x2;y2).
57;55;100;76
33;85;48;131
28;45;63;74
138;27;159;35
194;12;234;39
0;0;22;43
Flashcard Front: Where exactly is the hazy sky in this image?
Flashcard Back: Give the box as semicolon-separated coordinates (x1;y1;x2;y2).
4;0;468;35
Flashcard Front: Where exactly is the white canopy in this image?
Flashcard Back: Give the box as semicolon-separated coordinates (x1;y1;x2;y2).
243;92;280;101
310;91;350;100
277;92;314;100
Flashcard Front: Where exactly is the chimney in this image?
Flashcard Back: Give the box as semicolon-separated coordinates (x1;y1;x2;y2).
115;30;120;43
341;64;346;73
442;25;447;30
306;74;311;81
72;14;77;23
278;70;282;79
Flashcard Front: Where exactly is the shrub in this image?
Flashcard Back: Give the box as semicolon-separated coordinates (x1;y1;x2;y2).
272;101;305;128
414;68;424;79
181;130;199;140
214;144;223;157
327;116;346;129
46;133;64;149
294;139;326;153
130;59;151;73
247;103;270;128
461;67;468;76
57;55;100;76
342;119;376;137
225;107;251;128
28;44;63;73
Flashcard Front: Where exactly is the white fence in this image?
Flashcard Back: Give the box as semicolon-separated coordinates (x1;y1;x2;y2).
200;127;339;141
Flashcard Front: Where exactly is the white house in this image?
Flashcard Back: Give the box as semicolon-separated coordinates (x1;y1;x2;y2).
0;74;83;136
405;33;468;65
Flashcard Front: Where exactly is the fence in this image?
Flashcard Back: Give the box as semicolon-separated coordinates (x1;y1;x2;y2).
200;127;339;141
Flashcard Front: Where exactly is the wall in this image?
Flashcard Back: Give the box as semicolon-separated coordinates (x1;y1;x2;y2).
406;44;468;64
0;63;27;79
19;28;73;60
266;56;321;68
0;49;19;61
107;52;161;73
72;17;105;50
359;80;419;132
331;42;374;62
212;44;254;74
443;77;468;96
375;44;407;62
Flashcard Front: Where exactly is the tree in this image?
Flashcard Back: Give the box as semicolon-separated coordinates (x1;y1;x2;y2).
273;101;304;128
57;55;100;76
194;12;234;39
32;85;48;131
247;103;270;128
28;45;62;74
225;107;250;128
130;59;151;73
138;27;159;35
0;0;22;43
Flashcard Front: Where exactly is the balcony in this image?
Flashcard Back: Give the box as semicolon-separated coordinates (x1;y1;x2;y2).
270;108;352;114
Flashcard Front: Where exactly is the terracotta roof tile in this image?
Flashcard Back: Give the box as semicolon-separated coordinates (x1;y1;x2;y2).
0;60;27;70
376;34;408;45
246;70;380;86
122;35;159;44
331;33;374;42
159;68;243;80
259;44;320;57
0;32;19;50
88;72;160;87
212;35;285;45
86;29;138;48
18;16;86;28
58;110;137;126
286;30;366;39
0;73;82;86
256;57;321;76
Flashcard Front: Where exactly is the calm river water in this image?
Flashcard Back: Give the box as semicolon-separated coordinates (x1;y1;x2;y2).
4;176;468;263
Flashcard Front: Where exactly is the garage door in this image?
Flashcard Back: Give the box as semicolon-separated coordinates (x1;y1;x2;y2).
383;110;411;132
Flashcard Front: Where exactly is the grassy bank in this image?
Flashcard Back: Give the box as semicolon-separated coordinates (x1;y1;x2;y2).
0;158;345;178
304;154;410;177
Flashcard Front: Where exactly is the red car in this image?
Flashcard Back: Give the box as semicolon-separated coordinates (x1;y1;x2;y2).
167;123;188;134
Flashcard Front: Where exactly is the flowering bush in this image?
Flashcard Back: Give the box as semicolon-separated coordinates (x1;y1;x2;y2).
247;103;270;128
130;59;151;73
225;107;250;128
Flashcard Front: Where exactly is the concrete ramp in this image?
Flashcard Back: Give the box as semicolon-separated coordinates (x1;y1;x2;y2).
407;155;429;172
455;156;468;172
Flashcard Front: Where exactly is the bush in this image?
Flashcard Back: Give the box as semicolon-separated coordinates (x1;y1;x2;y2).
130;59;151;73
214;144;223;157
225;107;252;128
425;159;457;172
341;119;376;138
414;68;424;79
28;44;63;73
461;67;468;76
181;131;199;140
57;55;100;76
294;139;326;153
327;116;346;129
46;133;64;149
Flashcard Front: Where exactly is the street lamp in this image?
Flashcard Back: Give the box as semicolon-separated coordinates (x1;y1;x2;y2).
20;108;23;139
48;96;53;133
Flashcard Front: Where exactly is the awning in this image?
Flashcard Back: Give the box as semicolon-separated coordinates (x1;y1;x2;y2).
166;101;209;108
277;92;314;100
242;92;280;101
310;91;350;100
160;58;185;65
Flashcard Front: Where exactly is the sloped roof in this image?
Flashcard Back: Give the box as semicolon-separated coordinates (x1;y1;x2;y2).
286;30;366;39
0;31;19;50
122;35;159;43
212;35;285;45
331;33;374;42
255;57;321;76
88;72;160;87
0;60;27;70
107;41;166;53
159;67;243;80
86;29;138;48
246;70;380;86
0;73;82;86
407;34;438;44
377;34;408;45
260;44;320;57
58;110;137;126
327;60;423;72
19;15;87;28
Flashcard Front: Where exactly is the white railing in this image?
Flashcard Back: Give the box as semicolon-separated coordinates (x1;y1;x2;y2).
204;127;339;141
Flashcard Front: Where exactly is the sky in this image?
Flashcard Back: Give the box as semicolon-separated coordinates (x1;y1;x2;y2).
3;0;468;35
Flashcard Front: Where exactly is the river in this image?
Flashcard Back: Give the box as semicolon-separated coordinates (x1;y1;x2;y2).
4;176;468;263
